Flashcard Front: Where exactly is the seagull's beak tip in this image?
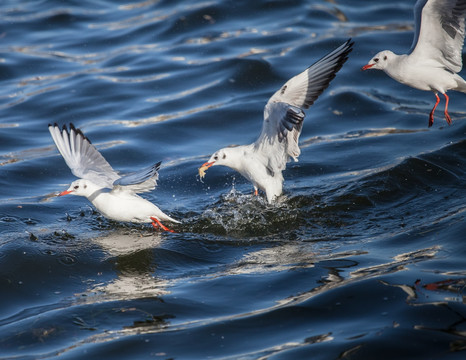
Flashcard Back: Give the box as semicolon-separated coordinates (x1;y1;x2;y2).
361;64;373;71
58;190;72;196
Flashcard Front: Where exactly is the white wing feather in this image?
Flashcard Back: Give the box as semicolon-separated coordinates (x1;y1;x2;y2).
49;123;120;188
409;0;466;73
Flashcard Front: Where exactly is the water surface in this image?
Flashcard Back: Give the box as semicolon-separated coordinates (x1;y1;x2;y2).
1;1;465;359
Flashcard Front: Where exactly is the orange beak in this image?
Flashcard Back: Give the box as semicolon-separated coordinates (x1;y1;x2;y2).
361;63;374;71
201;161;215;168
58;190;73;196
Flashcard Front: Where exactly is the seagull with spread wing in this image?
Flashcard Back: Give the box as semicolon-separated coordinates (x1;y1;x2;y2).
49;123;179;232
362;0;466;127
198;39;353;203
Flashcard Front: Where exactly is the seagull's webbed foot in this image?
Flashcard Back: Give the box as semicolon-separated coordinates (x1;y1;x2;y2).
150;217;176;233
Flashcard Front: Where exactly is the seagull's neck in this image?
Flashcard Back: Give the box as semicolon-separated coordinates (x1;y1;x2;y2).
224;145;251;171
384;54;408;78
87;188;107;202
76;181;107;202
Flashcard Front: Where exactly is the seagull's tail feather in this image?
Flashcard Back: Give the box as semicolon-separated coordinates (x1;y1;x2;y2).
161;213;181;224
454;75;466;93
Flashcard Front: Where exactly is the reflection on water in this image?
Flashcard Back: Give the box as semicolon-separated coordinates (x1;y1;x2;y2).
86;230;170;302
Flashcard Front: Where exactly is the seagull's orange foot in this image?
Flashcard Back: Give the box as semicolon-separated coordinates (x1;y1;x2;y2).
444;111;452;125
428;112;434;127
254;189;258;196
150;217;176;233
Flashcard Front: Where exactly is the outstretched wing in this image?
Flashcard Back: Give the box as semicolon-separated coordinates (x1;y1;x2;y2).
112;162;161;194
409;0;466;73
49;123;120;188
255;39;353;172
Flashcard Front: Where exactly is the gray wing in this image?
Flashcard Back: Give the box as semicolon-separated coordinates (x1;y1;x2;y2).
409;0;466;73
267;39;354;109
112;162;161;194
409;0;428;54
49;123;120;188
255;39;353;171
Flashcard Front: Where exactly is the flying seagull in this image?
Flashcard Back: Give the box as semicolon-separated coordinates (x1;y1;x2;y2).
362;0;466;127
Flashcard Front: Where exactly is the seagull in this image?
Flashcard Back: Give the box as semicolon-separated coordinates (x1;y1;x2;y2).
198;39;353;203
48;123;179;232
362;0;466;127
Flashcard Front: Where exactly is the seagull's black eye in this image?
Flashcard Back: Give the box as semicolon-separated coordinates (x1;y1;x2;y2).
383;55;387;60
374;58;379;63
74;185;79;190
214;155;218;161
222;154;226;159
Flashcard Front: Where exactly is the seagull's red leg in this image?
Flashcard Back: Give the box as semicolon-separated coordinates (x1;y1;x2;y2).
429;93;440;127
443;93;452;125
254;189;258;196
150;216;175;233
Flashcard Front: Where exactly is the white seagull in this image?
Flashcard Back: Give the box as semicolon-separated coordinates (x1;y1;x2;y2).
49;123;179;232
199;39;353;203
362;0;466;127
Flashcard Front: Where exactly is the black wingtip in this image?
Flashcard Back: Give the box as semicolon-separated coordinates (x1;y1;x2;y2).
299;39;354;109
49;123;91;143
338;38;355;60
68;123;90;143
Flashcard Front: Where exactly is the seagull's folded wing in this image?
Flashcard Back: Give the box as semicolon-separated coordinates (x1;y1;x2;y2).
49;123;120;188
254;39;353;171
409;0;466;73
112;162;161;194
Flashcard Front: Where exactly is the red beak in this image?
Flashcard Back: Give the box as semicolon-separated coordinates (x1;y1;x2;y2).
58;190;73;196
361;63;374;71
201;161;215;168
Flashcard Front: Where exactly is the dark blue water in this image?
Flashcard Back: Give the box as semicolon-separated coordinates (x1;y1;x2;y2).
1;0;465;359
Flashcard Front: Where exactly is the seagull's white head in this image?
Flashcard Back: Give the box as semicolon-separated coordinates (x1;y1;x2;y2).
200;146;244;176
59;179;100;198
208;147;237;166
362;50;395;71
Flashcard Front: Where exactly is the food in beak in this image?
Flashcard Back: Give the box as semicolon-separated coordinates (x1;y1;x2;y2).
198;162;214;179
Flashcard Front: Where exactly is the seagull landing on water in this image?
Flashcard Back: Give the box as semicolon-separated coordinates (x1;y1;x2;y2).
198;39;354;203
49;124;180;232
362;0;466;127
